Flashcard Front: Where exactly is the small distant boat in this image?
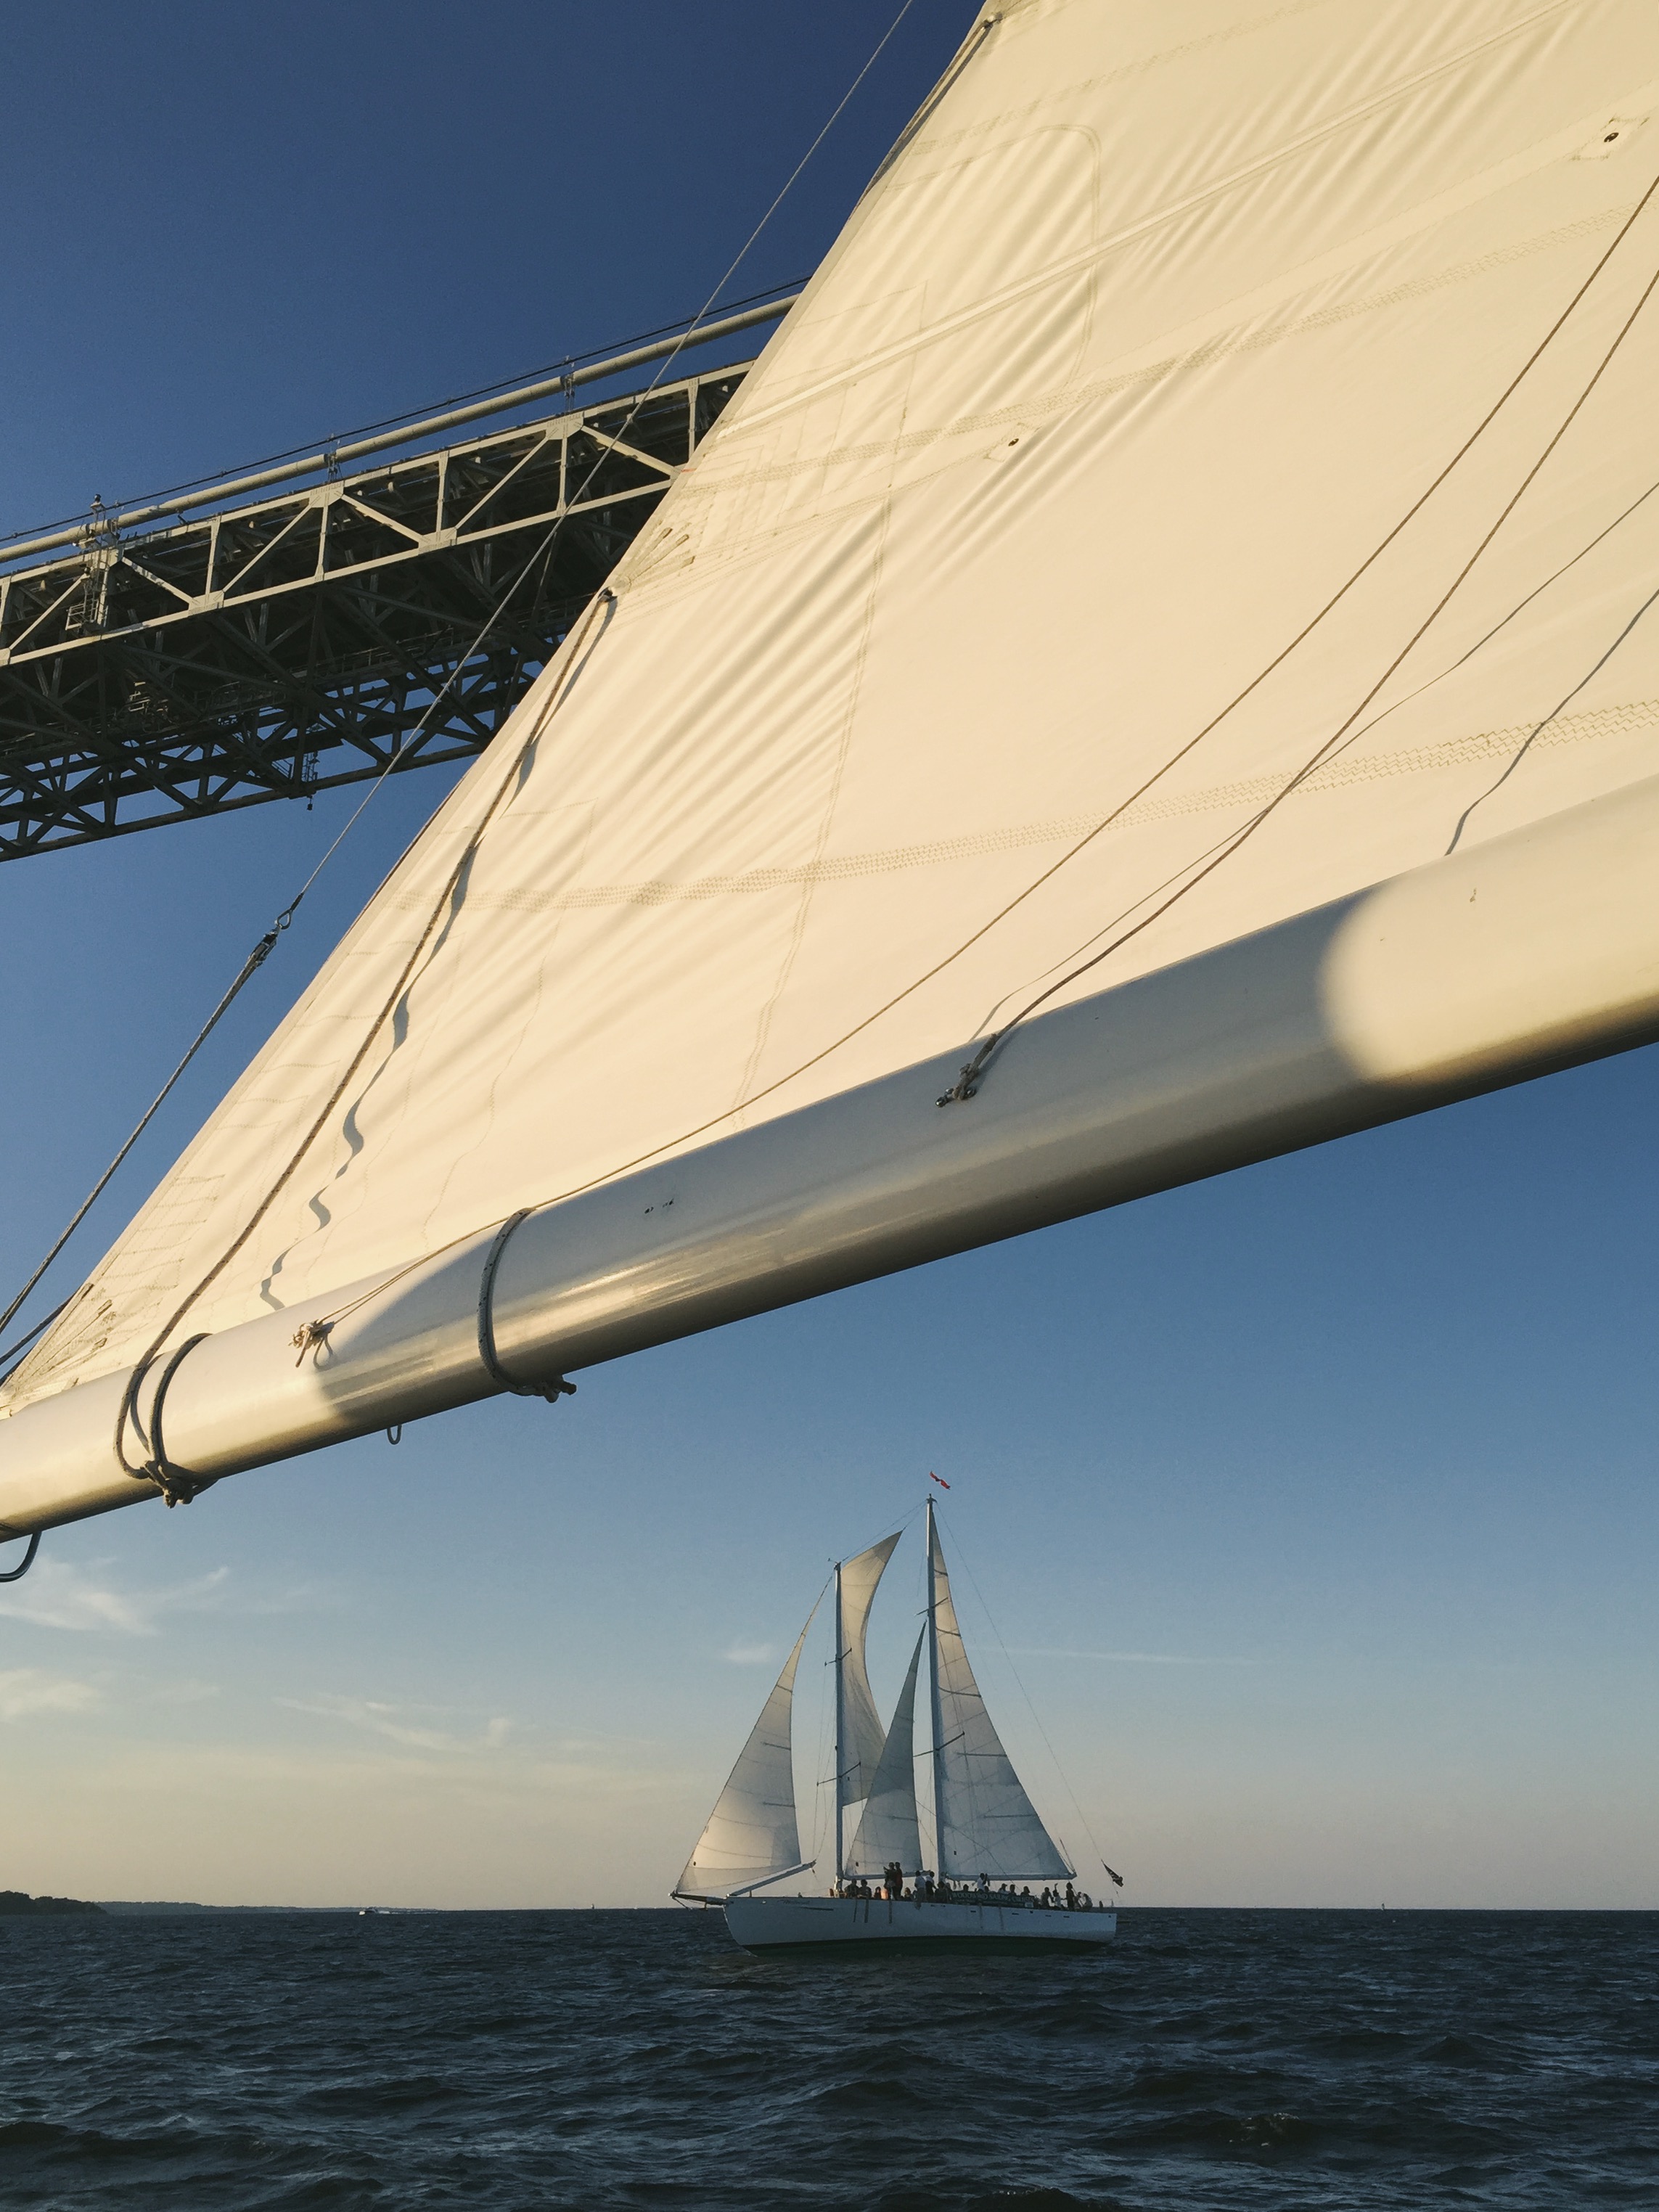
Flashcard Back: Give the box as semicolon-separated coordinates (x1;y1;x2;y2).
676;1501;1118;1953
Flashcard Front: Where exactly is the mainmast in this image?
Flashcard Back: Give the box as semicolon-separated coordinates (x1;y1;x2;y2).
832;1558;845;1885
926;1498;946;1877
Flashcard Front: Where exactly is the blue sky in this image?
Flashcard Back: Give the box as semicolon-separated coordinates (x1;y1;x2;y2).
1;1;1654;1910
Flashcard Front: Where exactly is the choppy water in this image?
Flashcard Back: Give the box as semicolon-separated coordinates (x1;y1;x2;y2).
3;1907;1655;2208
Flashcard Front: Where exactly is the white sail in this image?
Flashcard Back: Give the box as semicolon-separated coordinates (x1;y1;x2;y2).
675;1615;812;1901
5;1;1659;1532
928;1509;1069;1883
845;1624;925;1878
837;1531;901;1808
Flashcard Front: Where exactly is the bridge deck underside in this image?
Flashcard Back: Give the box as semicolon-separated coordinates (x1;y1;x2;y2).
0;369;745;859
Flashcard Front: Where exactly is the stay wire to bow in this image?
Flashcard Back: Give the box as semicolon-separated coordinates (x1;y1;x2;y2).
948;1522;1123;1892
89;1;922;1494
0;909;296;1350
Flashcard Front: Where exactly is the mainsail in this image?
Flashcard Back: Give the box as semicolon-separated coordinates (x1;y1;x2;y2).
4;2;1659;1535
676;1615;814;1901
837;1531;901;1811
927;1505;1070;1883
845;1625;926;1878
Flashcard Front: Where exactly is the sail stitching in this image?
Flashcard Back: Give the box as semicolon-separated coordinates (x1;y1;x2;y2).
676;207;1632;521
390;697;1658;919
935;173;1659;1099
732;0;1589;441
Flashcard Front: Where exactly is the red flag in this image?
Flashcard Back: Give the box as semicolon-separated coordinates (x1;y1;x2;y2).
928;1471;951;1489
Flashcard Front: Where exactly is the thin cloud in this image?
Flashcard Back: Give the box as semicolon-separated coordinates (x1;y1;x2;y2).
0;1557;226;1634
0;1560;328;1635
276;1692;514;1755
724;1642;779;1666
0;1666;101;1720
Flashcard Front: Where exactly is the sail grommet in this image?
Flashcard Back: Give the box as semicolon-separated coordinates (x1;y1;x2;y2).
477;1209;576;1405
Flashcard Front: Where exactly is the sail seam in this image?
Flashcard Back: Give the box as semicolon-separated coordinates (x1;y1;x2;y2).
732;0;1590;441
385;696;1658;920
675;207;1632;518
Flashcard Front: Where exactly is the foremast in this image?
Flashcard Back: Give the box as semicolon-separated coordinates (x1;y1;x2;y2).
833;1558;845;1885
926;1496;947;1876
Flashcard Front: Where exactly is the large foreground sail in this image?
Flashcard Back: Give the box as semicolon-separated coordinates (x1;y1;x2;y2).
5;1;1659;1534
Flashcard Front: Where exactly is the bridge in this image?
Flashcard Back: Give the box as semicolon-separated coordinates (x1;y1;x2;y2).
0;298;794;860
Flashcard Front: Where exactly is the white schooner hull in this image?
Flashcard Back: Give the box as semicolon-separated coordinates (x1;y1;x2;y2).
723;1892;1116;1954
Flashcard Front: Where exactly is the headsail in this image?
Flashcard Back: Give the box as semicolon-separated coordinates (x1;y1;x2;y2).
5;1;1659;1534
927;1507;1070;1883
845;1624;925;1879
837;1531;901;1809
675;1612;813;1901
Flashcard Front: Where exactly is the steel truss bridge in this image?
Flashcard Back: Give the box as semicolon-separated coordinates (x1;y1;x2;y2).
0;301;791;860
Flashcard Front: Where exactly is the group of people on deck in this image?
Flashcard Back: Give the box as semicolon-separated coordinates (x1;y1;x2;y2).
835;1864;1108;1911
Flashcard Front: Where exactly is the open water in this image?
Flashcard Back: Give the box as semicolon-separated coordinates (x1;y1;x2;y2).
2;1907;1655;2210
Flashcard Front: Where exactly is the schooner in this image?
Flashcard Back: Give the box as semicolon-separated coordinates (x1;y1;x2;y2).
676;1504;1117;1952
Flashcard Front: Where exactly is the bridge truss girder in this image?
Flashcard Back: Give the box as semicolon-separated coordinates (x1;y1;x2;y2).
0;367;747;859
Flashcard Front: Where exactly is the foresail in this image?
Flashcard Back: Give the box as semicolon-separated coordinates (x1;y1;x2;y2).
7;1;1659;1518
930;1515;1069;1883
845;1626;925;1877
676;1617;811;1901
838;1531;901;1807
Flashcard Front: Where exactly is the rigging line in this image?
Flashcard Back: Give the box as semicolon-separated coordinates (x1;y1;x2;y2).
683;0;919;331
7;7;918;1376
0;914;296;1347
949;1527;1116;1888
0;279;807;549
0;488;571;1357
947;227;1659;1084
1446;574;1659;853
962;451;1659;1009
0;1298;73;1384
